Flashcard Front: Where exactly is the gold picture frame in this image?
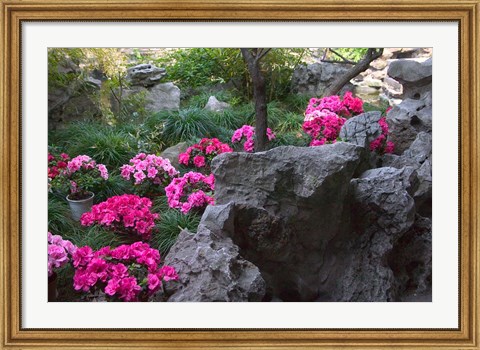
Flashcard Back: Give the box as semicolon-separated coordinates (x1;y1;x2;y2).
1;1;479;349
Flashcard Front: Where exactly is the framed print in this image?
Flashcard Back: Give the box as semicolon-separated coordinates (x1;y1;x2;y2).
1;0;479;349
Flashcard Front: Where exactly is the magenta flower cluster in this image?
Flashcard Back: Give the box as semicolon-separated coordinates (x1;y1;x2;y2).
80;194;159;239
370;107;395;154
120;153;179;187
67;155;109;180
72;242;178;302
302;109;346;146
165;172;215;214
231;125;276;152
48;231;77;277
305;91;364;119
179;138;233;169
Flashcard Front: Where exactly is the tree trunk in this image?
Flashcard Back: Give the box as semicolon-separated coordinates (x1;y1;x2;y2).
241;48;269;152
324;48;384;97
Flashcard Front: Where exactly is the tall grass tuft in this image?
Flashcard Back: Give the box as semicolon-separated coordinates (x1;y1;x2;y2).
48;194;77;235
155;108;220;145
151;210;201;257
52;121;137;169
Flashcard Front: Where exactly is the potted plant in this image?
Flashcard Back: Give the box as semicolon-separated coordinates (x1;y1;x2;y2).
51;154;109;220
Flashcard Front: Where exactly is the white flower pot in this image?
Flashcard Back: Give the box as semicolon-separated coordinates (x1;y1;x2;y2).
66;192;94;221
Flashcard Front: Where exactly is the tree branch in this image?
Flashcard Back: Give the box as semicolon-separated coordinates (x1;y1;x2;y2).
323;48;383;97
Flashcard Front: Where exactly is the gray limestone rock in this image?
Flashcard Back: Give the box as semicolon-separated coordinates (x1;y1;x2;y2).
160;142;189;169
164;205;266;302
126;63;166;87
204;96;231;112
291;62;354;96
386;98;432;154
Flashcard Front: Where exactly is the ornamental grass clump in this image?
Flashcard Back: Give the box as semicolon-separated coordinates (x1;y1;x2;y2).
178;138;233;171
165;172;215;214
51;154;109;200
231;125;276;152
80;194;159;240
120;153;179;196
72;242;178;302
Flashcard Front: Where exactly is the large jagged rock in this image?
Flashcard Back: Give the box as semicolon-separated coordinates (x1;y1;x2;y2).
389;215;432;301
338;166;418;301
291;62;354;96
338;111;382;170
382;132;432;217
164;204;266;302
126;63;166;87
386;58;432;101
386;97;432;154
165;144;430;302
212;144;364;301
339;111;383;149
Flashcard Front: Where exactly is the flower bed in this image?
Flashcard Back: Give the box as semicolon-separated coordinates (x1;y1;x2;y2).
72;242;178;302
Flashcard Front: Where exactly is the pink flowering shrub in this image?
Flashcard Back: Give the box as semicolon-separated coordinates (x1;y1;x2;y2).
165;172;215;214
302;109;346;146
48;152;70;179
48;231;77;277
120;153;179;196
178;138;233;171
305;91;364;119
80;194;159;240
72;242;178;302
231;125;276;152
51;154;109;200
370;107;395;154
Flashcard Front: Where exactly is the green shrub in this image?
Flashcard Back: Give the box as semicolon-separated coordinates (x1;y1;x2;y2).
151;210;201;256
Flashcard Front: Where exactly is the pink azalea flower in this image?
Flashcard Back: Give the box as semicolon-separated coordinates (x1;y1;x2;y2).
193;155;206;168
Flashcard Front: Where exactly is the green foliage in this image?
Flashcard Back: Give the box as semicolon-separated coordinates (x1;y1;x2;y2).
275;112;305;134
51;121;137;169
363;100;390;115
327;48;369;62
94;172;134;203
151;210;201;256
270;131;310;148
62;224;128;251
48;193;77;235
155;108;220;145
48;48;84;90
155;48;307;100
155;48;246;89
